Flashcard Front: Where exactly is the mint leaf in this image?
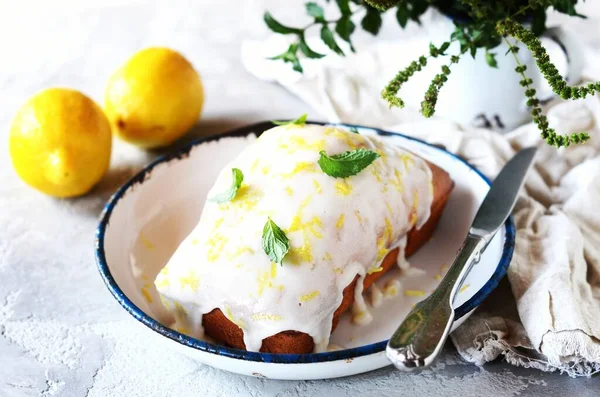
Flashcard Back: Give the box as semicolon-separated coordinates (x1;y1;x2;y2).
262;218;290;266
409;1;428;23
531;8;547;37
321;25;344;56
264;12;302;34
318;149;380;178
336;0;351;15
396;6;409;28
210;168;244;203
306;2;325;22
335;16;356;52
269;43;303;73
271;114;308;126
439;41;450;54
486;51;498;68
299;36;325;59
362;6;382;35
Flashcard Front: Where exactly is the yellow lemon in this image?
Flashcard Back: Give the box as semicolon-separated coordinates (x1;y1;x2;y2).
105;47;204;148
9;88;112;198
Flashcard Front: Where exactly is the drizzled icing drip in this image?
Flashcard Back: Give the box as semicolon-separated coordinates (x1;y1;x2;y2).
155;124;433;352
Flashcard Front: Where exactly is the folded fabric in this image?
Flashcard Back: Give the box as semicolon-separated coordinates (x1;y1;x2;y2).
241;26;600;377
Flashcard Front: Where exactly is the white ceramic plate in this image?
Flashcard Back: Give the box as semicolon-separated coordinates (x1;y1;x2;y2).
96;121;515;380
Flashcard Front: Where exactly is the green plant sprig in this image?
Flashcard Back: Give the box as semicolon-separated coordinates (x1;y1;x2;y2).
264;0;594;148
264;0;431;73
264;1;364;73
503;36;589;147
498;19;599;100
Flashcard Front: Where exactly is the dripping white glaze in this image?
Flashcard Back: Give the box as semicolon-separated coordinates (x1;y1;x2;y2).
154;124;433;352
369;285;384;308
384;279;402;299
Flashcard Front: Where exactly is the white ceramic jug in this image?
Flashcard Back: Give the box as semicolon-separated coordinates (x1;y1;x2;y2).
401;13;584;131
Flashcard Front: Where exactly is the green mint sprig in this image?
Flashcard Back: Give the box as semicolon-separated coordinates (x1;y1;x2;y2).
265;0;593;148
209;168;244;203
262;218;290;266
318;148;380;178
263;0;395;73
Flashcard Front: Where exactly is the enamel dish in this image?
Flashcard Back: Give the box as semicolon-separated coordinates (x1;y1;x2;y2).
95;121;515;380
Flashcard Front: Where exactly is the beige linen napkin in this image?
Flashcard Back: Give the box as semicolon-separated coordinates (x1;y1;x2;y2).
242;32;600;377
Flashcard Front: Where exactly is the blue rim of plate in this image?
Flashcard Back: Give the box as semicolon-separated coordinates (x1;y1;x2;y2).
95;120;516;364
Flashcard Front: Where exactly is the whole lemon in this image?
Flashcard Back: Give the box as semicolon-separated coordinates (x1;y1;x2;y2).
105;47;204;148
9;88;112;198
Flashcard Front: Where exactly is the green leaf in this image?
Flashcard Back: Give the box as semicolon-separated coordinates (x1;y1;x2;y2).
553;0;586;18
262;218;290;266
318;149;380;178
321;25;345;56
349;126;360;134
271;114;308;126
470;45;477;58
269;43;304;73
336;16;355;42
531;8;547;36
299;36;325;59
409;1;428;23
450;28;464;42
306;2;325;21
264;12;302;34
396;5;409;28
439;41;450;54
210;168;244;203
336;0;351;15
362;6;382;35
485;51;498;68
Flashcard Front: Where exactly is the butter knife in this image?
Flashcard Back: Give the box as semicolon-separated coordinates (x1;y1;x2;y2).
386;147;537;371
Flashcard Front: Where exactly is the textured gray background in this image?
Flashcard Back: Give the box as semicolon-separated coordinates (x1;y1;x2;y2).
1;1;599;395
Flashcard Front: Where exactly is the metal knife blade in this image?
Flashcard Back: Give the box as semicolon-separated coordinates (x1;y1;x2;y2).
470;146;537;241
386;147;537;371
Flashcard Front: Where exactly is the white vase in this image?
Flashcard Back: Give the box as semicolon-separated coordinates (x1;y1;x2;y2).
400;12;584;131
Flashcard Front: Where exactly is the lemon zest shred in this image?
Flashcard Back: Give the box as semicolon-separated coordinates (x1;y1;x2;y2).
300;290;320;302
281;161;316;178
140;232;155;250
336;214;345;229
226;246;255;260
405;289;426;297
252;313;282;321
354;210;363;224
400;153;415;170
173;301;187;318
179;270;200;291
250;158;260;172
367;266;384;275
159;294;171;309
312;179;323;193
335;180;353;196
141;285;153;304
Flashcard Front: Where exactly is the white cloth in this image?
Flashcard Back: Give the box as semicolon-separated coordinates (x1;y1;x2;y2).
241;31;600;377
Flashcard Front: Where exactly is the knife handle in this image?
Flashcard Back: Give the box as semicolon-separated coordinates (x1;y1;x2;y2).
386;233;486;371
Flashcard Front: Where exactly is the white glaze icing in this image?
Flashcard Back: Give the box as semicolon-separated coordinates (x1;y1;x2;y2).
154;124;433;352
383;279;402;299
369;284;384;308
